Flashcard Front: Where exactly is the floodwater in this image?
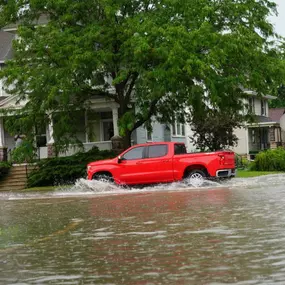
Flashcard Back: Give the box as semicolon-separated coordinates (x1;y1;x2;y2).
1;175;285;284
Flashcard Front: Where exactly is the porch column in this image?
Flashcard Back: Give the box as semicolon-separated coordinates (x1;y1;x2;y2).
85;109;89;143
111;106;119;137
245;127;249;158
47;114;55;158
0;117;7;161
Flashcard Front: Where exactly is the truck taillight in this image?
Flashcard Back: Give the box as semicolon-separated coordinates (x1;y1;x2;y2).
219;155;225;165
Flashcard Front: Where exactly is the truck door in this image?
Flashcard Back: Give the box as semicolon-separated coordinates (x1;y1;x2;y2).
117;146;147;184
138;144;174;183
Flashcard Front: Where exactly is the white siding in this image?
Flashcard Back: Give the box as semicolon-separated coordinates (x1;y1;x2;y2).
232;127;248;155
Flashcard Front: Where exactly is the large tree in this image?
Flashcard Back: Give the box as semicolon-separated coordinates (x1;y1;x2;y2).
0;0;284;149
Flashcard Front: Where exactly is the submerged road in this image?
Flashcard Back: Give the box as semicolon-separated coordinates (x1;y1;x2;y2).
1;175;285;284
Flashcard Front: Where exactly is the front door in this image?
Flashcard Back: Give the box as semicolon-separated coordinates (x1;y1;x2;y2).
260;128;269;150
117;146;147;184
102;121;114;141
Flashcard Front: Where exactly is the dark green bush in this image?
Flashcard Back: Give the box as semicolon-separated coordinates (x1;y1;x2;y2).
235;154;250;169
250;147;285;171
0;161;12;179
11;141;37;163
27;147;116;187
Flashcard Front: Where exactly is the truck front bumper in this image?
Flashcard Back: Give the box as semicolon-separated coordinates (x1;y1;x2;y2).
216;168;236;178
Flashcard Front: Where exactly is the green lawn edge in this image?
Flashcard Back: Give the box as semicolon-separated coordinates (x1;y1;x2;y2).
237;170;282;178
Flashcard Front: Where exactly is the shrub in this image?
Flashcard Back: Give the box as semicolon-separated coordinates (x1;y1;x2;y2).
11;141;37;163
0;161;12;179
27;147;116;187
251;147;285;171
235;154;251;169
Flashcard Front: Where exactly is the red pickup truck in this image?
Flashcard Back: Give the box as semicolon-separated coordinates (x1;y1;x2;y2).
87;142;235;187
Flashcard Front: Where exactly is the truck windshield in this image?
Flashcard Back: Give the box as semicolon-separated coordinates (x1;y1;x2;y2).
174;144;187;155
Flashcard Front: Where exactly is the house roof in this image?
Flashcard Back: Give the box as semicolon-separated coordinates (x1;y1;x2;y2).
0;96;8;102
2;14;49;32
243;89;276;100
255;115;275;123
0;31;15;62
246;115;279;127
269;108;285;123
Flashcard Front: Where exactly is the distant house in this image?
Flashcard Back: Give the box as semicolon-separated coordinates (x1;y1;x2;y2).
269;107;285;141
232;93;283;160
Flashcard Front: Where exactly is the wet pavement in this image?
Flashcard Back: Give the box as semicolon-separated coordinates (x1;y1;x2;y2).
1;175;285;284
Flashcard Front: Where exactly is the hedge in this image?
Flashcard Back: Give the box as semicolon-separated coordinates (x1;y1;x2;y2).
250;147;285;172
27;147;116;187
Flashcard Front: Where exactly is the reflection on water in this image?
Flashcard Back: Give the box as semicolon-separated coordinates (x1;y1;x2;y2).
1;175;285;284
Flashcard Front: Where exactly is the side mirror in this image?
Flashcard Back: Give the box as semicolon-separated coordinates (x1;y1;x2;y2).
118;156;122;163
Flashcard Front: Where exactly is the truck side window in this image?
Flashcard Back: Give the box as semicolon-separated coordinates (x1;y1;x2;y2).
148;145;168;158
122;146;145;160
174;144;187;155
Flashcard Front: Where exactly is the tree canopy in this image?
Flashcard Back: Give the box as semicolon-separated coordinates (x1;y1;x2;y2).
0;0;284;149
269;84;285;108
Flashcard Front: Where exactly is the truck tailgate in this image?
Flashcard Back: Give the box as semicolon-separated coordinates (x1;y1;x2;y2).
217;151;235;167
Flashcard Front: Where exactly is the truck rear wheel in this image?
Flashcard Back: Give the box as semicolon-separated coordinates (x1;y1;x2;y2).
185;169;206;187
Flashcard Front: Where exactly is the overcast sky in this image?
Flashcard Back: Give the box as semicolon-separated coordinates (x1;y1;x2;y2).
271;0;285;37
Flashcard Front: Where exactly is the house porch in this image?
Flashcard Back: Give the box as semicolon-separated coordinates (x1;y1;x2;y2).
0;98;120;161
247;124;283;160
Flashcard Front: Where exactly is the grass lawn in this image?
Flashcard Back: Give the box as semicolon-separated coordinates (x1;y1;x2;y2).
237;170;282;178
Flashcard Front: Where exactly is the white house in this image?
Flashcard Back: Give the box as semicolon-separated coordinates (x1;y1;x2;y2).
231;92;281;159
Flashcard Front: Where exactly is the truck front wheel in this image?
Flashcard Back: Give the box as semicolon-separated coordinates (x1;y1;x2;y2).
92;172;114;183
185;169;206;187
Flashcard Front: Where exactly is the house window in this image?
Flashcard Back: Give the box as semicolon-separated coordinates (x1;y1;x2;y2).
146;129;153;141
269;127;275;142
249;97;255;113
261;100;266;116
172;121;185;137
252;129;256;144
101;120;114;141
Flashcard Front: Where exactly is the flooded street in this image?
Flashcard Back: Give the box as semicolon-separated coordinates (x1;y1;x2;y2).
1;175;285;284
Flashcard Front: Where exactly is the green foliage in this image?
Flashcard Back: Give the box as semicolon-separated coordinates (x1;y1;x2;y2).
251;148;285;172
11;141;36;163
0;0;284;149
235;154;251;170
0;161;12;178
27;147;116;188
189;105;250;151
269;84;285;108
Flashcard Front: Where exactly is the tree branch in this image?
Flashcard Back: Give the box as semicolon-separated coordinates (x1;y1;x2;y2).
131;98;159;131
125;72;139;103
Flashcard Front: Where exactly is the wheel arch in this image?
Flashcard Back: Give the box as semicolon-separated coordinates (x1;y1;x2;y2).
183;164;209;178
92;170;114;180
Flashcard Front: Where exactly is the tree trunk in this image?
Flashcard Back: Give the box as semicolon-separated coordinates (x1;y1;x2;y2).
122;130;132;150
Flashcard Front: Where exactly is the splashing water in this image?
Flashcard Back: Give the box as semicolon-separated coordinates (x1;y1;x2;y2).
56;173;285;195
2;174;285;201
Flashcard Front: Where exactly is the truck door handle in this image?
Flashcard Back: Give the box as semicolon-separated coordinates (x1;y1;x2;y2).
162;160;170;163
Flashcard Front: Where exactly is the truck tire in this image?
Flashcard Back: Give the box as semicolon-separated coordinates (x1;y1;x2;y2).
185;169;206;187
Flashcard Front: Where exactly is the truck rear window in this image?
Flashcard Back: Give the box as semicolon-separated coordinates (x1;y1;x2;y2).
174;144;187;155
